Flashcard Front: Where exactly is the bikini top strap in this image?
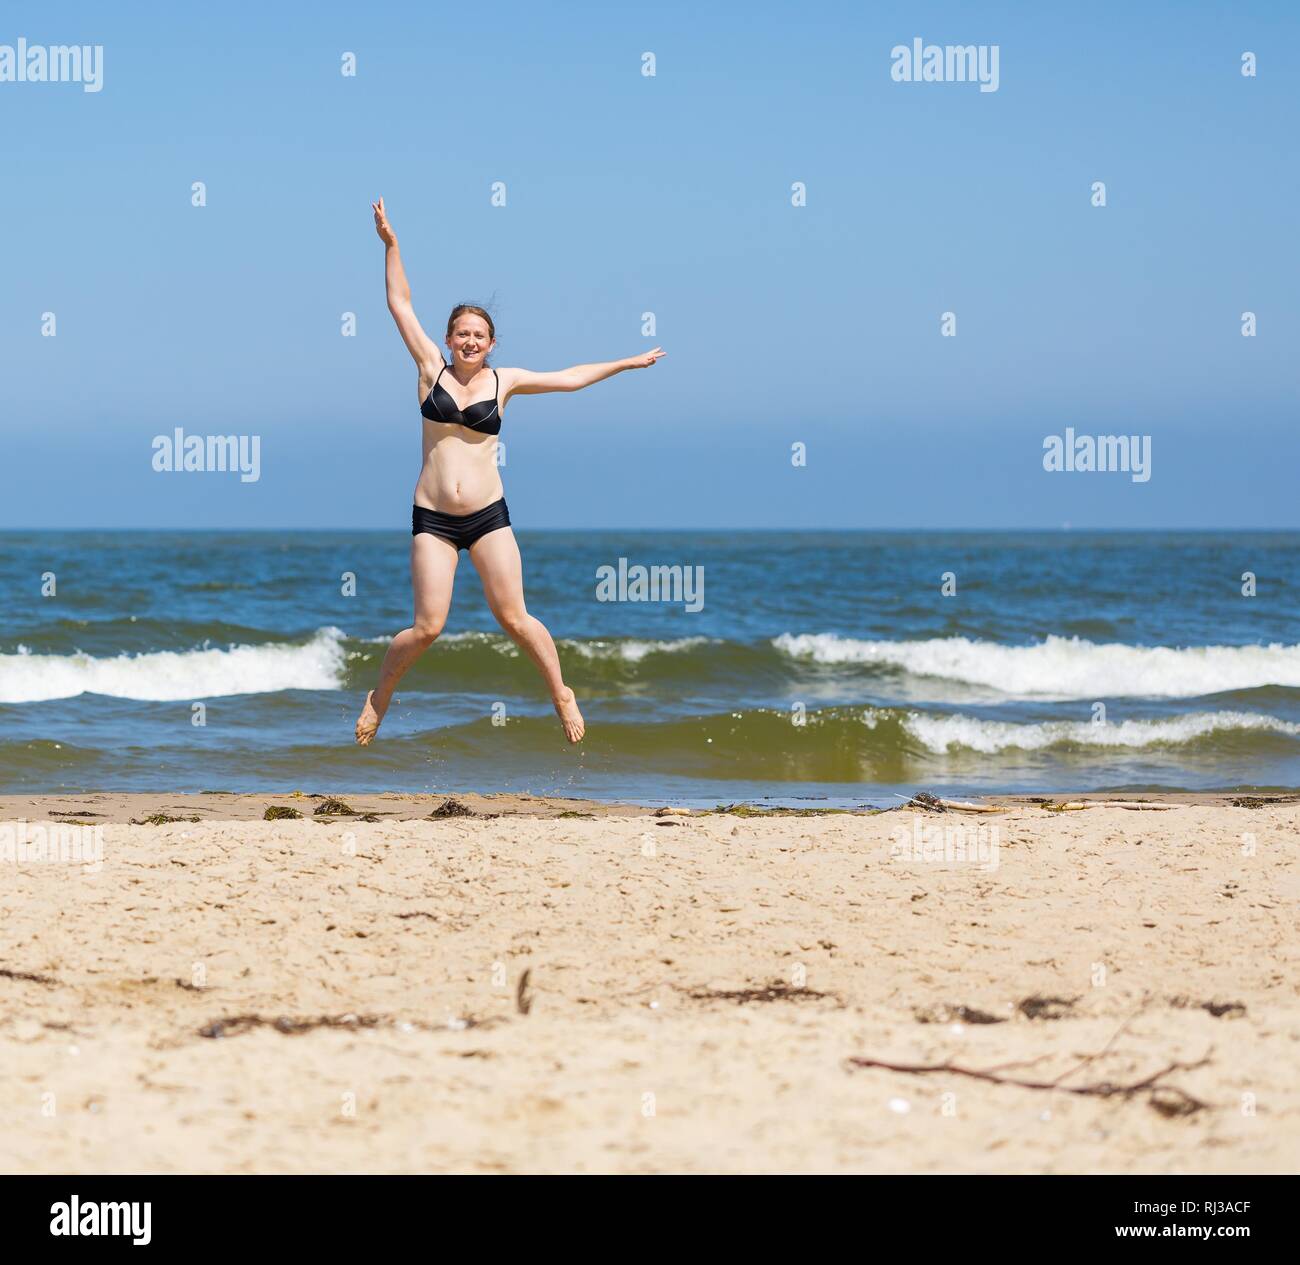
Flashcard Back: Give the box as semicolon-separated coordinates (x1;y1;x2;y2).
492;368;500;402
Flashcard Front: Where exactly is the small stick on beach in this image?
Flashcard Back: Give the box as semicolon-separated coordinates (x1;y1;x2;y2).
845;1048;1213;1115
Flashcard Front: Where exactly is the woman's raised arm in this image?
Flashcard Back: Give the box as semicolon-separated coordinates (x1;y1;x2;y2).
372;197;441;373
505;347;665;398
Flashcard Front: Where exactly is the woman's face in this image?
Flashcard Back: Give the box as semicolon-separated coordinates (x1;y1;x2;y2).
449;318;494;367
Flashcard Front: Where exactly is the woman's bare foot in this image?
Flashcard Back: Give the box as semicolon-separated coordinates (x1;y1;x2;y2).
355;690;386;746
553;686;585;743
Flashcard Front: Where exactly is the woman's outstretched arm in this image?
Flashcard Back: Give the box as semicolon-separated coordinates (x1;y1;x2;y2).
505;347;665;398
372;197;442;372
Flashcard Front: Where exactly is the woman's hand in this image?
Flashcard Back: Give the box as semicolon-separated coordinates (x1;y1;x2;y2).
625;347;666;369
372;196;397;247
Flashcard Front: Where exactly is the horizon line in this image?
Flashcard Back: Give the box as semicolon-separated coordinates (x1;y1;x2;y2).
3;525;1299;535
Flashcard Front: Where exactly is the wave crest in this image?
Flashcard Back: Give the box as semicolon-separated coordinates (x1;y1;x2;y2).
901;709;1300;754
775;633;1300;699
0;627;347;703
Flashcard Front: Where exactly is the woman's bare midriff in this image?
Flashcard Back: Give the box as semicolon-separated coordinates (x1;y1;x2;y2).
412;367;506;514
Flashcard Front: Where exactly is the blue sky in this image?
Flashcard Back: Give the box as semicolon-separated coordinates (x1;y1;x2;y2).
1;0;1297;529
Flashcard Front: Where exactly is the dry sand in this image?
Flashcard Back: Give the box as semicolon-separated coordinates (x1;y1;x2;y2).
1;792;1297;1173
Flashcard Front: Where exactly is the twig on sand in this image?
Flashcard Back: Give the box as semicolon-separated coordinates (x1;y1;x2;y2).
1046;800;1179;812
845;1050;1212;1116
516;968;533;1015
1048;999;1147;1088
889;792;1178;813
1099;801;1178;811
847;1002;1213;1117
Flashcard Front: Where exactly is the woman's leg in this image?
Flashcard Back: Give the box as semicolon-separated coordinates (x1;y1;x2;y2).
468;526;585;742
355;532;459;745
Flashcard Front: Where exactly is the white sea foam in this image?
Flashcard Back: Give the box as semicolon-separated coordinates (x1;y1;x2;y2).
896;709;1300;754
360;631;492;645
0;627;348;703
564;636;714;663
361;632;712;663
776;633;1300;700
363;631;712;664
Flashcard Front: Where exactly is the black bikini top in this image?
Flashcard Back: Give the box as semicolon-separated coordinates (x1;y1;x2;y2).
420;364;501;435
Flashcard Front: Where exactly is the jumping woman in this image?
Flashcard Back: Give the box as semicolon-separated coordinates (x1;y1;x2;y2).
355;197;664;747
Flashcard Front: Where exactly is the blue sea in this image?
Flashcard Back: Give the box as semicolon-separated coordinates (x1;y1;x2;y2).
2;530;1299;806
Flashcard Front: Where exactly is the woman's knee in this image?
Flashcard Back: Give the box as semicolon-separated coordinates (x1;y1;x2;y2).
411;616;445;647
495;608;530;638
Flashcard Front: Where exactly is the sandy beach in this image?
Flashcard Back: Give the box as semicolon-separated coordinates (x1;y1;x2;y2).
1;792;1296;1174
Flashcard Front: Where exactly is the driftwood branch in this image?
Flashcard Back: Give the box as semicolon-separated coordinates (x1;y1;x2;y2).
845;1052;1212;1115
1048;999;1146;1088
847;1005;1213;1118
1048;801;1178;812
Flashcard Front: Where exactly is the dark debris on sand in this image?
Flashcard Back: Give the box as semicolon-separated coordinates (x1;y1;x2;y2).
200;1013;384;1039
263;806;303;821
1169;996;1247;1019
682;981;838;1006
312;797;356;816
708;803;868;818
1230;794;1300;809
904;791;948;813
198;1011;509;1039
1018;994;1078;1020
915;1003;1006;1025
0;966;60;987
515;969;534;1015
426;797;501;820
